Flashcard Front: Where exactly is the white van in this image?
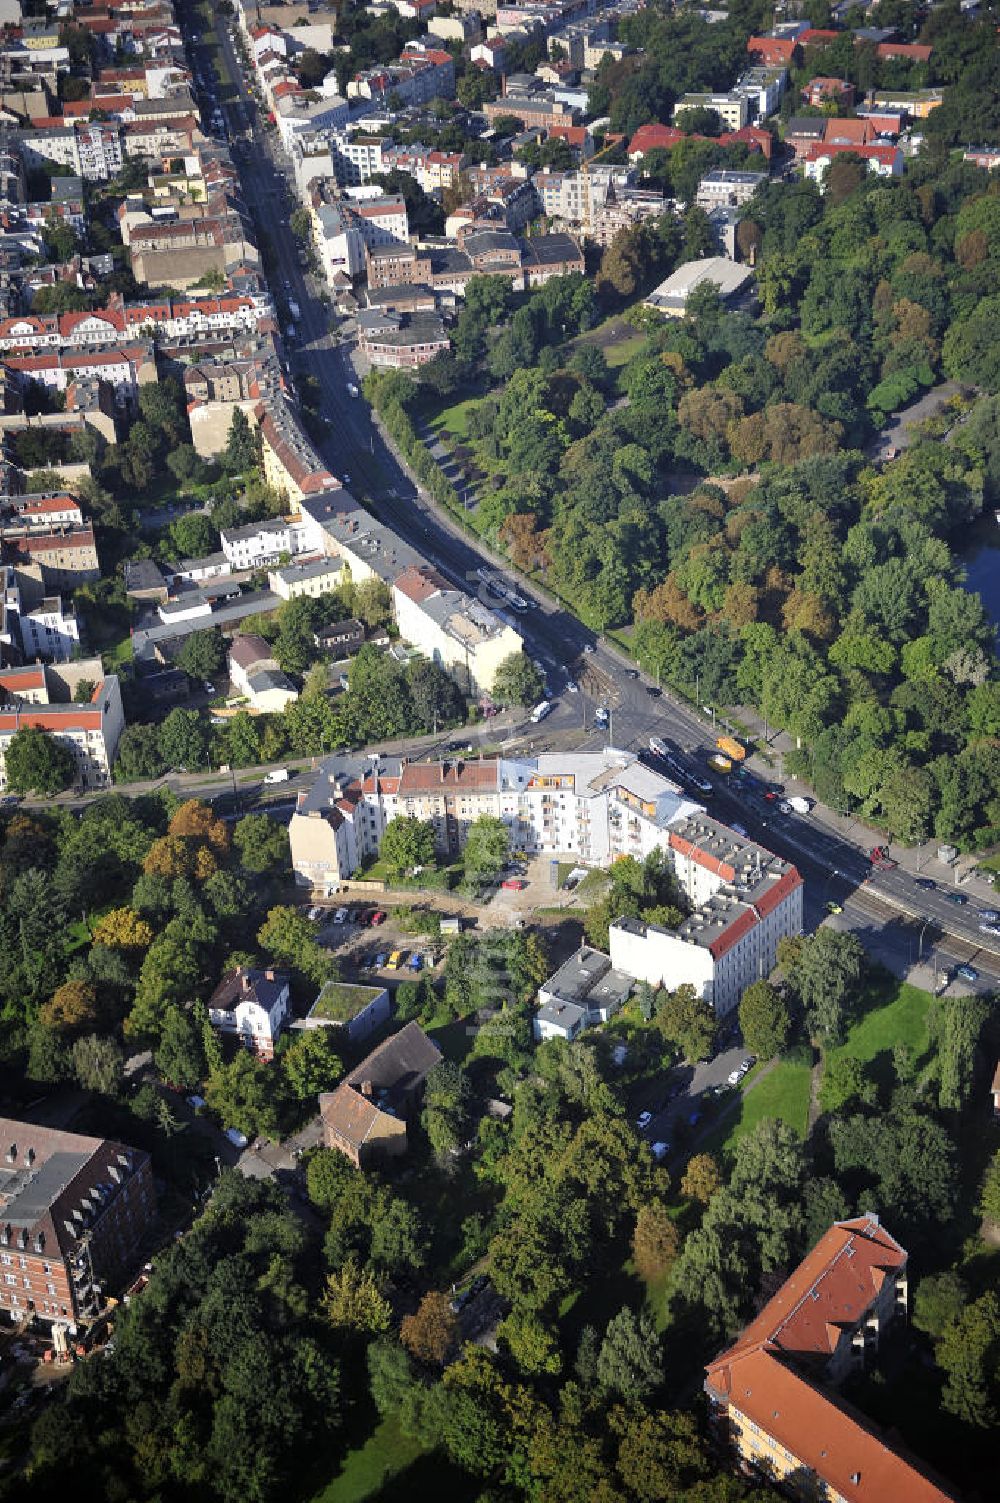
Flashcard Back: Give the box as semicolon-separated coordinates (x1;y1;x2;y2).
530;700;552;723
265;768;290;784
649;736;668;758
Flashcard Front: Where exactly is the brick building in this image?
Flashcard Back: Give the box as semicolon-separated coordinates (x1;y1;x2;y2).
0;1118;155;1330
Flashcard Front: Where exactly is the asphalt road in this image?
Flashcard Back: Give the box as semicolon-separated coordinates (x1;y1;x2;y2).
180;13;1000;999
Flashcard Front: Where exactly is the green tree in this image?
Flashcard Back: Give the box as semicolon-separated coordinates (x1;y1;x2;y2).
819;1053;874;1115
257;905;333;987
680;1153;722;1206
158;708;210;772
422;1060;471;1158
379;815;436;878
597;1307;664;1400
789;929;866;1046
497;1310;562;1376
282;1029;344;1100
656;984;715;1063
367;1338;417;1417
981;1150;1000;1225
934;993;989;1112
176;629;225;681
4;726;75;795
738;980;790;1060
937;1293;1000;1428
462;815;510;889
72;1033;123;1096
154;1004;205;1089
913;1271;967;1339
232;813;290;874
205;1051;279;1138
223;407;259;474
490;651;545;707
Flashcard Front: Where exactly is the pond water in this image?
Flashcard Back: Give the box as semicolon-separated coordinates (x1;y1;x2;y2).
961;528;1000;640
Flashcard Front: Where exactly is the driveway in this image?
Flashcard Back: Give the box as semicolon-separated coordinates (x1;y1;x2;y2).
637;1040;754;1148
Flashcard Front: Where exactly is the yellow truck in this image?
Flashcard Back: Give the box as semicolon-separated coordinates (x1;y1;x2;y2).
716;735;746;763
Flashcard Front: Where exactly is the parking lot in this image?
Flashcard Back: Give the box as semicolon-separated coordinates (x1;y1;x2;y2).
309;900;447;984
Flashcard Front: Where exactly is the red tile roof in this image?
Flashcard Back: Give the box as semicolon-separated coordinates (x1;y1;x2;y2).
706;1216;956;1503
628;123;685;156
823;116;874;144
875;41;932;62
397;759;499;795
747;35;798;63
709;1346;955;1503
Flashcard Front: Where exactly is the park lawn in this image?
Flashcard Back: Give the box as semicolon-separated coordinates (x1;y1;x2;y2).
719;1060;812;1152
831;981;934;1069
313;1415;426;1503
603;332;648;369
429;399;478;441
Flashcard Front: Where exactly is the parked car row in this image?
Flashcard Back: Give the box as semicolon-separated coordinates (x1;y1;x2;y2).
727;1055;757;1087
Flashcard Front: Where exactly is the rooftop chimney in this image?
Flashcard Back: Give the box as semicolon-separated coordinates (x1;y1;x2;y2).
360;1078;374;1098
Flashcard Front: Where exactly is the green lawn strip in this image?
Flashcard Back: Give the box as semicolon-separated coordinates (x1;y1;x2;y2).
312;1414;426;1503
603;332;647;369
428;399;478;440
827;980;934;1071
717;1060;812;1153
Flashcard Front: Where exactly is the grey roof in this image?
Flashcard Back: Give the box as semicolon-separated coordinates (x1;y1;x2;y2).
296;754;403;817
246;666;297;695
535;998;587;1034
521;231;583;266
786;116;826;137
271;557;344;584
209;967;288;1016
299;496;425;585
539;945;633;1015
0;1150;90;1229
131;590;280;660
124;558;168;593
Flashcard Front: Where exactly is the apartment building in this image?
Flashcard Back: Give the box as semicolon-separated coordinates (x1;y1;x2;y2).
392;564;520;692
0;1118;155;1330
672;91;750;131
347;47;455;107
0;659;125;791
255;396;341;502
695;169;768;210
289;748;705;892
535;946;634;1041
608;813;803;1017
356;309;451;369
706;1214;955;1503
268;556;345;601
1;525;100;592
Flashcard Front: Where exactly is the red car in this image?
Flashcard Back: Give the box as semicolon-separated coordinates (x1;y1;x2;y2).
502;878;526;891
370;910;387;925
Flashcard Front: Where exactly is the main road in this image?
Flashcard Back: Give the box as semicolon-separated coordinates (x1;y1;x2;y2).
195;12;1000;990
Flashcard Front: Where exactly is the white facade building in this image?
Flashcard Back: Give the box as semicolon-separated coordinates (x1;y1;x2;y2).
0;660;124;791
220;517;313;570
289;748;706;893
207;968;290;1060
608;813;803;1017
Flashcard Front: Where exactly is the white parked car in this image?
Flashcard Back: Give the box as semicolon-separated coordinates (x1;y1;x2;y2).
566;680;578;693
225;1127;248;1150
333;907;350;924
636;1110;652;1129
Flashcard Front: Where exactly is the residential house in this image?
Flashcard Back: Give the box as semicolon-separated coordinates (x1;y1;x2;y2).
227;633;299;712
804;142;903;183
356;309;451;370
534;946;633;1041
319;1021;442;1167
802;76;855;107
705;1214;956;1503
314;617;366;655
207;967;291;1059
672;92;749;131
0;1118;155;1329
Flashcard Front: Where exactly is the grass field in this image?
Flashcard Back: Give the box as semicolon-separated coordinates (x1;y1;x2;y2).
718;1060;813;1151
312;1416;425;1503
831;981;933;1068
429;399;478;441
